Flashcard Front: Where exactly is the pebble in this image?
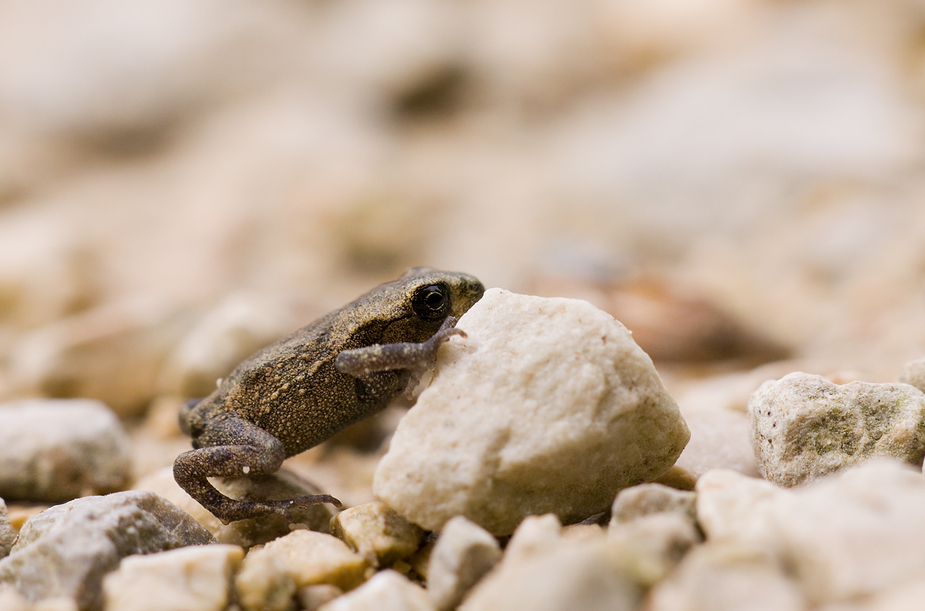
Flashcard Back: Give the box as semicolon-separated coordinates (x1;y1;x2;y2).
102;544;243;611
374;288;690;535
696;460;925;605
0;500;15;560
0;587;78;611
330;501;424;568
0;399;131;504
317;569;433;611
675;408;760;478
748;373;925;486
610;483;697;525
298;584;344;611
899;357;925;393
133;466;332;548
0;491;216;611
234;530;369;611
608;512;701;587
426;516;502;611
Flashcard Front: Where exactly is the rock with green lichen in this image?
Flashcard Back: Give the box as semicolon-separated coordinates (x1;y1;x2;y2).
748;372;925;487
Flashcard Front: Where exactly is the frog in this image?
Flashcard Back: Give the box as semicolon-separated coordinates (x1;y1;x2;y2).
173;267;485;524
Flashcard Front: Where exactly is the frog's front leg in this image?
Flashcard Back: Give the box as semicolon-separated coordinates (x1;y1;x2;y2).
334;316;466;398
173;414;341;524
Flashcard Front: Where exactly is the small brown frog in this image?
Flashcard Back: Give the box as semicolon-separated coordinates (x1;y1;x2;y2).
174;267;484;524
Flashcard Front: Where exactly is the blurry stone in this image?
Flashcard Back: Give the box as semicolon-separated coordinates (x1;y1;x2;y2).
646;542;806;611
460;537;641;611
375;289;690;535
408;538;435;581
696;460;925;605
675;408;760;478
317;569;432;611
9;301;193;418
608;512;701;587
298;584;344;611
651;465;697;490
235;530;368;611
500;514;563;565
133;466;332;548
0;587;78;611
0;491;216;611
330;501;424;567
0;399;131;503
899;357;925;392
560;523;605;540
158;294;294;399
608;280;790;364
102;544;243;611
749;373;925;486
610;483;697;525
427;516;501;611
0;500;15;559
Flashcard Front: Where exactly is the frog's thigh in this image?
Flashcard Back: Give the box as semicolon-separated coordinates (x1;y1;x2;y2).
175;414;287;479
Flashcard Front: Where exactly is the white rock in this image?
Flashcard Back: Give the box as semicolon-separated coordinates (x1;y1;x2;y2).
0;491;216;611
318;570;433;611
696;460;925;605
675;408;759;478
0;399;131;503
647;542;806;611
460;537;641;611
0;500;15;560
102;545;243;611
610;483;697;525
427;516;501;611
748;373;925;486
330;501;424;568
375;289;689;535
608;512;701;587
899;357;925;393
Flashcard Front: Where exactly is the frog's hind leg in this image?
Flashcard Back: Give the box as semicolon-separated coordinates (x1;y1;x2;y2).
172;414;341;524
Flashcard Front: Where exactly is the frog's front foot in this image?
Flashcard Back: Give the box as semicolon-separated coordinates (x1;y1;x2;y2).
334;316;466;398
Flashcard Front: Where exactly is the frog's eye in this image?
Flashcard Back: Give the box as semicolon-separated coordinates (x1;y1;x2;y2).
412;284;449;321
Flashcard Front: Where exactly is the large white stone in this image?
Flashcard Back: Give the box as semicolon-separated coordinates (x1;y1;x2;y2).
374;289;689;535
748;373;925;486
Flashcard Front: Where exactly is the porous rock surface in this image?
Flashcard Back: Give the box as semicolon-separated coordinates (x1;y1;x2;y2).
0;399;132;503
374;288;690;535
748;372;925;486
0;491;216;611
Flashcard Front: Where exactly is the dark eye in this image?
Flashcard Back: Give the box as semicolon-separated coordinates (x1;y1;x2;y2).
412;284;449;321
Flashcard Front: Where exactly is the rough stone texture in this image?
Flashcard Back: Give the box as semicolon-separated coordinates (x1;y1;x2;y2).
133;466;332;547
0;399;132;503
427;516;502;611
460;536;641;611
749;373;925;486
608;512;701;587
610;483;697;525
330;501;424;568
234;530;369;611
375;289;690;535
102;544;243;611
0;491;217;611
647;542;806;611
675;408;760;478
318;570;433;611
696;460;925;605
0;500;15;560
899;357;925;394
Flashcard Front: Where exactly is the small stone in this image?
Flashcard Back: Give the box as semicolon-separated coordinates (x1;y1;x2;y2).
647;542;806;611
608;512;701;587
427;516;502;611
318;570;433;611
748;373;925;486
133;466;332;548
375;289;690;535
0;399;132;503
298;584;344;611
0;491;216;611
102;544;243;611
899;357;925;393
234;530;368;611
610;483;697;525
0;586;79;611
695;470;781;542
675;408;760;478
500;514;563;565
330;502;425;567
460;537;641;611
0;500;15;560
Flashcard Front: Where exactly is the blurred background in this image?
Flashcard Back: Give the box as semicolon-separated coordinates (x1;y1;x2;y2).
2;0;925;422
